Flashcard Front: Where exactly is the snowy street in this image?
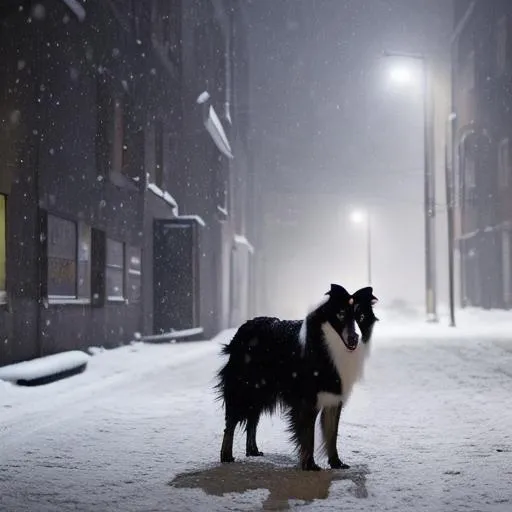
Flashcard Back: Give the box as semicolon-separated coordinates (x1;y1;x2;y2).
1;313;512;511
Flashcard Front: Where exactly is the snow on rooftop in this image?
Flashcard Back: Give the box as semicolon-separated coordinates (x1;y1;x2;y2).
234;234;255;253
177;214;206;227
163;190;178;208
196;91;210;104
147;182;179;211
207;105;233;159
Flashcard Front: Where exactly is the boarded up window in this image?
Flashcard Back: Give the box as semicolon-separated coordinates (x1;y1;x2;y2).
106;238;125;301
127;245;142;303
47;215;77;299
497;16;509;76
155;119;164;187
78;222;92;299
47;215;91;301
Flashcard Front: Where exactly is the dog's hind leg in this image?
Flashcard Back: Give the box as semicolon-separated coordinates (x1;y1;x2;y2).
246;411;264;457
220;409;238;463
321;405;350;469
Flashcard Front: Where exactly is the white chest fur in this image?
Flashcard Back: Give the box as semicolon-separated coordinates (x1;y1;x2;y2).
316;322;371;409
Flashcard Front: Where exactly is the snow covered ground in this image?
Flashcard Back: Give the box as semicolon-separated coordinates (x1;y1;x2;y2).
1;309;512;511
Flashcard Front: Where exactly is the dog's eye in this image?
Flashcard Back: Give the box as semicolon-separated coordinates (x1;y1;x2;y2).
336;311;345;321
359;313;365;322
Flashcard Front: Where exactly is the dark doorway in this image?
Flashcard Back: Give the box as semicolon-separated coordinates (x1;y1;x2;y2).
153;218;201;334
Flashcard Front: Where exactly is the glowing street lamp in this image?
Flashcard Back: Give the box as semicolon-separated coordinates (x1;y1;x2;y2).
388;65;415;87
350;210;372;286
350;210;366;225
384;50;438;324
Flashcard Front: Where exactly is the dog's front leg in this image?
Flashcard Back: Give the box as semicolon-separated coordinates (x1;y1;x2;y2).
297;405;321;471
321;404;350;469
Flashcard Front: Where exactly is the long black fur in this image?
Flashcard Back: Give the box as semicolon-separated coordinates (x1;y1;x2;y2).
216;284;378;471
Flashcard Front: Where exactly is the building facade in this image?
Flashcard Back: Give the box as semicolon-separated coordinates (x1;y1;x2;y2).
452;0;512;309
0;0;253;367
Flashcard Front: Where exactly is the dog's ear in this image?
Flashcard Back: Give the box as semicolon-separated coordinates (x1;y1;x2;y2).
325;283;351;302
353;286;379;305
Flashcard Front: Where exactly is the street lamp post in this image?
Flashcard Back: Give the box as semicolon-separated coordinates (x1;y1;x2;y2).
385;50;438;324
445;122;456;328
351;210;372;285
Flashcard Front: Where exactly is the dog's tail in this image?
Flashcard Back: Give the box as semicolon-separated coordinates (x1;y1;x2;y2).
214;320;255;405
214;341;233;402
219;343;231;356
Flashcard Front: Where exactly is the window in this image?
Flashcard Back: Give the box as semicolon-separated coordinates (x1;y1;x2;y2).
78;223;92;299
123;97;145;184
106;238;125;301
96;78;142;185
464;156;476;190
497;16;508;76
0;195;6;304
127;246;142;303
112;98;124;174
154;0;181;64
47;216;77;299
462;50;475;91
95;76;114;177
498;138;511;189
47;215;91;302
214;153;228;214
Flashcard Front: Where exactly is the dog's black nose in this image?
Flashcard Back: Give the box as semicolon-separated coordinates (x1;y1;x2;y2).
348;333;359;347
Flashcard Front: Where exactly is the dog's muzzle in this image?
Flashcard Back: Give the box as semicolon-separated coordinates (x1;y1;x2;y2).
344;332;359;351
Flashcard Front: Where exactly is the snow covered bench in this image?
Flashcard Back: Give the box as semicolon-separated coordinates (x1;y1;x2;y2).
0;350;90;386
140;327;204;343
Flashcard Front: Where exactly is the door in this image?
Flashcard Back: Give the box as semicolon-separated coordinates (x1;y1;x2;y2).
153;219;200;334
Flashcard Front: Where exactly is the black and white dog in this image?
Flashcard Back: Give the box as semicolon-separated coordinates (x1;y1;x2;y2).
216;284;378;471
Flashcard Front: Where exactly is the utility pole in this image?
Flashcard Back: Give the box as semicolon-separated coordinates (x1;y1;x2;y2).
445;136;456;327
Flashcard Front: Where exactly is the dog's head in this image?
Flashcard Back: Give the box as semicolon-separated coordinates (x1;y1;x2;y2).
324;283;359;350
352;286;379;343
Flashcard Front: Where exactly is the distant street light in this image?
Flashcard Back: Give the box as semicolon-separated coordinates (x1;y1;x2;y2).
384;50;438;324
388;65;415;87
350;209;372;286
350;210;365;225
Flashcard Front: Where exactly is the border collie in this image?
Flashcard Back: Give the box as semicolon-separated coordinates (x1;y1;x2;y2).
216;284;378;471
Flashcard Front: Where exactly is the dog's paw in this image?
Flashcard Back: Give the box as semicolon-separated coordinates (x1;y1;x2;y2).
328;457;350;470
220;455;235;463
301;459;322;471
246;450;264;457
